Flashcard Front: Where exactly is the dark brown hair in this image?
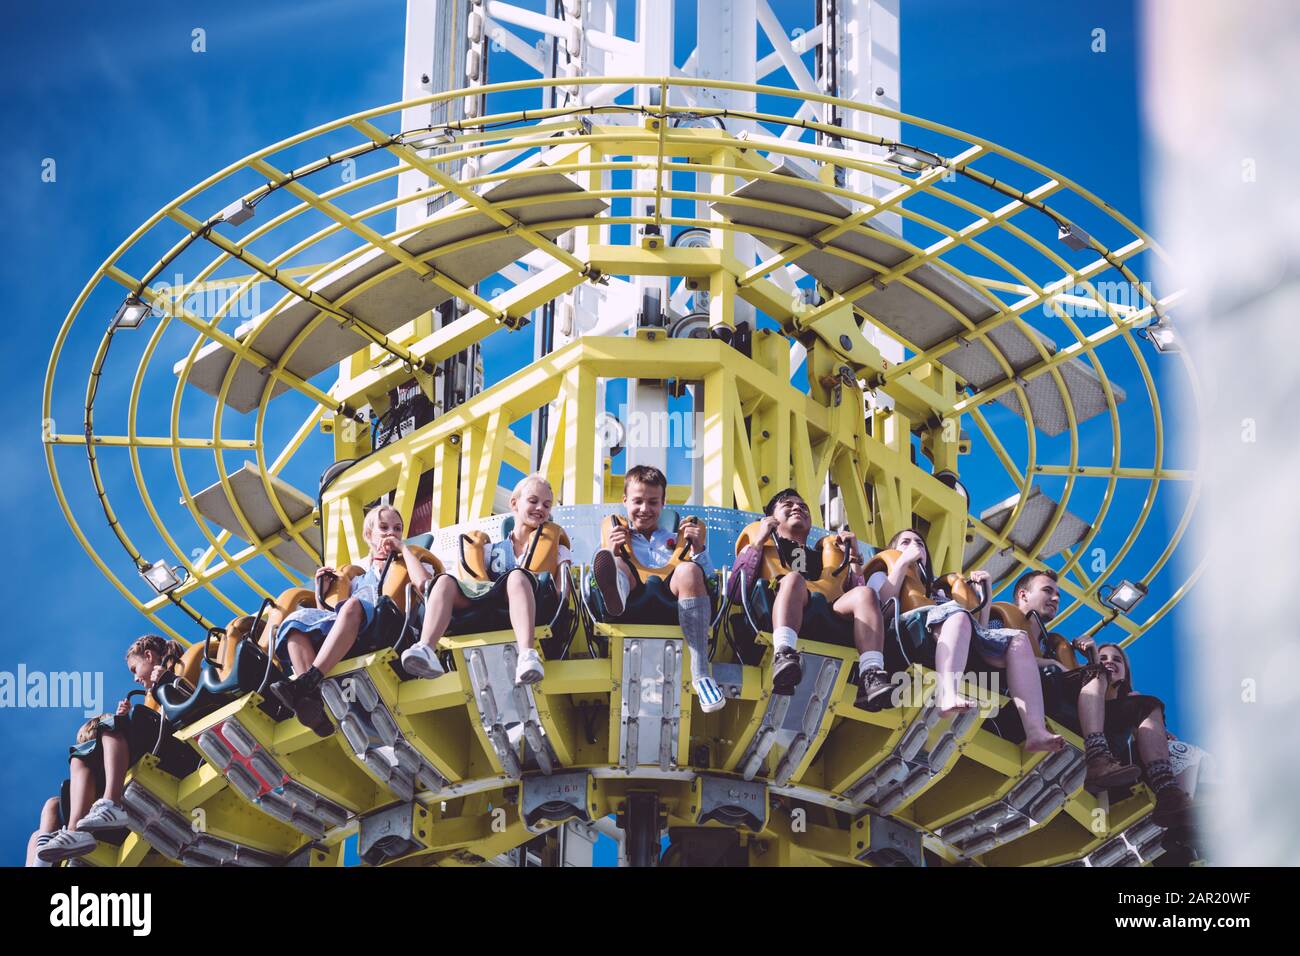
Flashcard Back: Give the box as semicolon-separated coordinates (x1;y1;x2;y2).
1013;567;1059;600
125;634;185;671
887;528;930;561
1097;643;1134;697
624;465;668;495
764;487;805;516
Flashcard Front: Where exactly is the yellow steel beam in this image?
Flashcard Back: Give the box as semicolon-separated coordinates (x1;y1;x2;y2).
44;434;257;450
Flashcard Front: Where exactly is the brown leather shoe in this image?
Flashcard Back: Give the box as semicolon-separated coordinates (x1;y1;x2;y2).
1084;754;1141;793
771;647;803;695
1152;786;1194;830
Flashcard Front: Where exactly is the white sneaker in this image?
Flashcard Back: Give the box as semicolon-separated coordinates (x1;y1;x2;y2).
77;797;130;833
515;648;545;685
29;833;54;867
36;827;96;863
692;675;726;713
400;642;446;679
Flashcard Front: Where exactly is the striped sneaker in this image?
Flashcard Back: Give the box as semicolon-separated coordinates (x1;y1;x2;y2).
76;798;130;833
37;827;96;864
692;675;726;713
29;833;54;867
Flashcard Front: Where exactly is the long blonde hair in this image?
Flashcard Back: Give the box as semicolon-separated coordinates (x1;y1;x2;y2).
362;504;404;542
77;715;111;743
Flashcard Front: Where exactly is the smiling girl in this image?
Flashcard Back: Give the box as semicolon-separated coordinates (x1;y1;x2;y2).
401;474;572;685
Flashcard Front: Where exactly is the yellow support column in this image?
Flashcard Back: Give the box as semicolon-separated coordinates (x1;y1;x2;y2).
730;383;762;512
340;497;366;566
457;426;482;520
392;454;426;528
561;364;597;504
751;329;792;501
790;413;820;509
708;269;740;335
470;409;509;518
539;397;567;493
431;440;460;528
701;367;734;507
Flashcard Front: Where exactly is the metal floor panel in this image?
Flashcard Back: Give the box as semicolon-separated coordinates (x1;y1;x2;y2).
963;486;1090;580
712;163;1124;436
191;461;322;575
179;171;606;412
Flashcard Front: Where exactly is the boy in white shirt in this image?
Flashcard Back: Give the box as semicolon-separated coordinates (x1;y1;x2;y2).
592;465;725;713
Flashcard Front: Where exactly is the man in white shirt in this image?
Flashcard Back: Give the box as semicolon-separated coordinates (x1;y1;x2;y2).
592;465;724;713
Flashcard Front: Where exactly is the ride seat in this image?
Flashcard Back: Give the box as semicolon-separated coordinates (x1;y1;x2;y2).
591;572;680;625
599;510;701;582
734;520;856;601
592;511;715;624
443;519;572;655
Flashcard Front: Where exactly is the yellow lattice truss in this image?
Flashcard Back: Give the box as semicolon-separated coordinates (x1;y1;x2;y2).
44;78;1201;867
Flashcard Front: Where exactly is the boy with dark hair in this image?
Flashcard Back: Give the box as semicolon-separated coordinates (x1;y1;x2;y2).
1013;569;1143;791
593;465;725;712
730;488;893;709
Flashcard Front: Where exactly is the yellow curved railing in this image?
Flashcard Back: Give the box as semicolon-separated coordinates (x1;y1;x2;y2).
43;76;1201;650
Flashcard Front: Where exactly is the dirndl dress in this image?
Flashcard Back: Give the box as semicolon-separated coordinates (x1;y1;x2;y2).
448;538;572;602
902;599;1025;661
274;561;382;666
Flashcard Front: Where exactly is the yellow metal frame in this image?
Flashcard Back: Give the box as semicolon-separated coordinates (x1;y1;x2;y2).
43;77;1200;866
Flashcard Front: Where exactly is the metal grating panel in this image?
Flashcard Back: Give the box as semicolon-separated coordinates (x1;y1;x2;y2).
179;170;607;413
191;461;322;575
711;163;1124;436
963;486;1090;580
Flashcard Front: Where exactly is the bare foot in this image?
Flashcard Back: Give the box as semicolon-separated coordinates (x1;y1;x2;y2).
1024;732;1065;753
936;692;979;720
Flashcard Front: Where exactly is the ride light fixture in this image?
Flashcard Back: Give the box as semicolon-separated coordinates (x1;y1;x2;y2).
113;296;152;329
220;198;255;226
1057;222;1093;251
1143;317;1180;354
885;143;943;171
1100;579;1147;614
140;558;185;595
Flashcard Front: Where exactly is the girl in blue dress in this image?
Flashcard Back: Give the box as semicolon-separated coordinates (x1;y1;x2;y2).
401;474;572;685
37;635;184;863
269;504;435;735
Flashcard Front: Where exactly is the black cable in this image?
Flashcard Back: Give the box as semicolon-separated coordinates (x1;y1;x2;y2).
84;322;210;631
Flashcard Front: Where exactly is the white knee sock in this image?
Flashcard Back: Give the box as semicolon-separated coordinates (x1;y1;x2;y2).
677;595;711;680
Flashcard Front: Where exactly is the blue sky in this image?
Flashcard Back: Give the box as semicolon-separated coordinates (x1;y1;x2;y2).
0;0;1195;866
